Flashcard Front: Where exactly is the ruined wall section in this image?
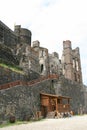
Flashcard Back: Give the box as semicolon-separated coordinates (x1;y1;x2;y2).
32;41;49;76
72;47;82;83
62;40;73;80
49;52;60;75
16;43;40;74
62;40;82;83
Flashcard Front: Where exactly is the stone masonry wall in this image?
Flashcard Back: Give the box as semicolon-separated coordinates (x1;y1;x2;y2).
83;86;87;113
0;66;25;85
54;76;85;114
0;65;86;120
0;66;40;85
0;79;55;121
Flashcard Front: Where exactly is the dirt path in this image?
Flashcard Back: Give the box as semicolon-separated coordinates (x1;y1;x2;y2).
1;115;87;130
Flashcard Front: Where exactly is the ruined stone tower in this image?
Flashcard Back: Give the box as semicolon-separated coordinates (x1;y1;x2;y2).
62;40;82;83
32;40;49;75
14;25;32;46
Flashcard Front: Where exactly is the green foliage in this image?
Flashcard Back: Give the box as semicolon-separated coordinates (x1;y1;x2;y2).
0;121;28;128
0;61;24;75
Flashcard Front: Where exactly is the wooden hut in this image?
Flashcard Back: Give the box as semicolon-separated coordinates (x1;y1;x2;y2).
40;93;71;117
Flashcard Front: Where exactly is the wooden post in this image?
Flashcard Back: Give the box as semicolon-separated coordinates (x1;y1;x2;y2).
55;98;58;111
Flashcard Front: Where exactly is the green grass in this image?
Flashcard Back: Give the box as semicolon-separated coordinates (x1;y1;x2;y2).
0;121;29;128
0;63;24;75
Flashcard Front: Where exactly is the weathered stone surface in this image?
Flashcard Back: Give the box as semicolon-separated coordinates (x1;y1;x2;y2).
0;66;25;85
0;44;19;65
0;66;40;85
62;40;82;83
54;76;85;114
0;79;55;120
0;73;85;121
0;20;87;121
0;21;18;48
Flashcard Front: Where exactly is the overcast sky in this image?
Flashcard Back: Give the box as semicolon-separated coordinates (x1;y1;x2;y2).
0;0;87;85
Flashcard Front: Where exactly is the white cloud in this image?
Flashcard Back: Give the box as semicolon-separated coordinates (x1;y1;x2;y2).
0;0;87;85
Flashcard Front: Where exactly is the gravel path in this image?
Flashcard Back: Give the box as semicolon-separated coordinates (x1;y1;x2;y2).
1;115;87;130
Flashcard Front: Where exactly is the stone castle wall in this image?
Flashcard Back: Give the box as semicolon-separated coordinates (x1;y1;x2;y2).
0;20;87;121
0;21;32;48
0;66;25;85
0;21;18;48
54;76;85;114
0;69;86;121
0;66;40;85
0;79;55;121
14;25;32;46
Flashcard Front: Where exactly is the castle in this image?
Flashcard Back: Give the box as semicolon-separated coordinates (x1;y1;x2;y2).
0;20;83;83
0;20;87;120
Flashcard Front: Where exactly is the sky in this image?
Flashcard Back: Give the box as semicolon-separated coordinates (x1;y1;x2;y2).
0;0;87;85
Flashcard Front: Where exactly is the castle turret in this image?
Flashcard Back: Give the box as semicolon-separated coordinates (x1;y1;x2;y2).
14;25;32;46
62;40;73;80
62;40;82;83
32;40;40;51
72;47;83;83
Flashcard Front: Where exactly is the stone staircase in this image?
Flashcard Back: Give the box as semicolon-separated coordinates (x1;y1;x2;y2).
0;74;58;90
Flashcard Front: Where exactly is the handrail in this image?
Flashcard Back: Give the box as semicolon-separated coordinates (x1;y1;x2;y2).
0;74;58;90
